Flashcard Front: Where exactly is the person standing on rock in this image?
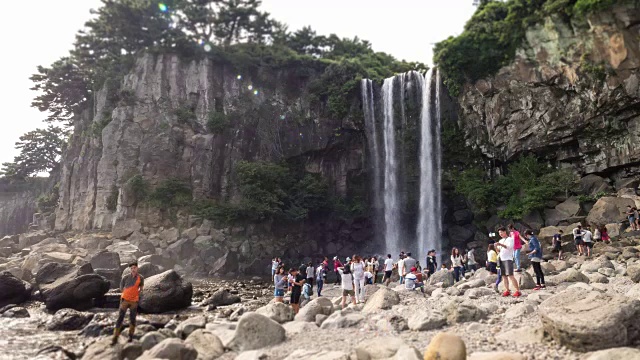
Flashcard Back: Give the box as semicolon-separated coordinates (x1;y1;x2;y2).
288;267;305;314
525;230;546;290
333;257;343;285
627;205;636;231
582;225;593;257
397;254;406;284
338;263;356;309
403;253;417;275
634;207;640;230
593;226;601;242
450;248;463;282
372;256;380;283
509;224;526;272
426;250;437;279
572;225;585;256
553;230;564;260
112;262;144;344
306;261;315;291
315;263;325;297
466;248;477;273
271;258;279;280
383;254;394;286
486;244;497;274
601;226;610;244
494;227;521;297
274;266;287;302
350;256;366;303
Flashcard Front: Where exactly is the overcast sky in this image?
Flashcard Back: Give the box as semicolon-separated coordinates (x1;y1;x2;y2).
0;0;475;166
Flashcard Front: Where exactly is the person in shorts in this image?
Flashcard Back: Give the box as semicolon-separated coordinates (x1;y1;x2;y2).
338;264;356;309
553;230;564;260
494;227;521;297
383;254;394;286
572;225;585;256
273;266;287;302
582;225;594;257
288;268;305;314
627;205;636;231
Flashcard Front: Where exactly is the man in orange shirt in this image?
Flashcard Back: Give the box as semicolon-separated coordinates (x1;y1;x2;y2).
112;262;144;344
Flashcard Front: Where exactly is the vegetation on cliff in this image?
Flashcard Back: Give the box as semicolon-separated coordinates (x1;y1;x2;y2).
433;0;634;96
453;155;576;219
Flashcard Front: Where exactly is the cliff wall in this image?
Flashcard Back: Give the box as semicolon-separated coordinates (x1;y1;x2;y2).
0;179;49;237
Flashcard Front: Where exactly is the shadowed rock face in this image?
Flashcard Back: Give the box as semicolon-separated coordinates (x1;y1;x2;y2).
457;4;640;176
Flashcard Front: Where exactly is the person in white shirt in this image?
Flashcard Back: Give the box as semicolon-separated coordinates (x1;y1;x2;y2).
338;264;356;309
364;270;373;285
582;225;594;257
450;248;464;282
383;254;394;286
572;225;585;256
350;256;366;303
466;248;477;273
397;254;406;284
306;262;315;291
494;226;521;297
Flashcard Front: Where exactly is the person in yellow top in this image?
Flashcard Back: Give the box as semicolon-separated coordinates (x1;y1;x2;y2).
486;243;498;274
112;262;144;344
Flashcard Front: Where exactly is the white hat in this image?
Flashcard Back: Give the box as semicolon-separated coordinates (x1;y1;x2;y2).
346;257;351;261
333;256;338;260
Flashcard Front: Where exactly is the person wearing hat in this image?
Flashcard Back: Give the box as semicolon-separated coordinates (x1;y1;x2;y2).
404;267;424;293
112;262;144;344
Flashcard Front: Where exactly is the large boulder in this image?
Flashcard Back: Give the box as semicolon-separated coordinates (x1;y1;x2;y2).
184;329;224;360
428;270;455;288
228;313;286;351
294;297;334;322
138;338;197;360
580;256;615;274
166;238;196;261
498;271;536;291
36;263;109;311
539;287;640;351
90;251;121;270
447;225;475;247
444;300;488;324
46;308;94;331
582;347;640;360
555;197;582;217
105;241;141;264
175;316;206;339
319;311;364;329
355;337;407;359
0;271;31;307
138;270;192;313
544;208;571;227
255;302;295;323
407;310;447;331
423;332;466;360
362;287;400;313
18;231;49;249
112;219;142;239
586;197;635;227
580;175;612;195
627;265;640;283
547;268;589;286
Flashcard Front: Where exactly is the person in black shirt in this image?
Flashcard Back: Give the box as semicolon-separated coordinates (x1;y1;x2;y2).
426;249;438;279
289;268;306;314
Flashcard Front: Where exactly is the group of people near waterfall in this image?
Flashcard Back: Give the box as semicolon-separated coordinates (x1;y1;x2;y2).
271;220;615;308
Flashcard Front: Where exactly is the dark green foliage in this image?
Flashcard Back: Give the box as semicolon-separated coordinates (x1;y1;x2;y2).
118;89;136;106
148;178;193;208
125;174;149;204
577;191;608;202
106;185;119;211
454;155;577;219
207;111;230;134
37;184;60;213
174;104;196;124
579;56;608;82
1;126;68;180
433;0;625;96
90;111;113;137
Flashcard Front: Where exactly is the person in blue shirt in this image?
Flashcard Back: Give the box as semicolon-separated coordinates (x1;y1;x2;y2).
525;230;545;290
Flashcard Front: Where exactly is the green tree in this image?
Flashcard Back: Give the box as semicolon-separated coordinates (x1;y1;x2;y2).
1;126;68;179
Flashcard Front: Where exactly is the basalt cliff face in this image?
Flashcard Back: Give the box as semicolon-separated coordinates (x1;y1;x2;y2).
459;3;640;183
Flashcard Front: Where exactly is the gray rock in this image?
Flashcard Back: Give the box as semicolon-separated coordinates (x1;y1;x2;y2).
582;347;640;360
36;263;109;311
581;256;614;274
105;241;141;265
319;311;364;329
229;312;286;351
407;310;447;331
428;269;455;288
139;270;192;313
547;268;589;286
445;300;488;324
1;307;29;318
89;251;121;270
121;343;143;360
586;197;635;227
294;297;334;322
140;331;168;351
504;303;535;319
201;289;241;307
466;287;495;299
47;308;94;331
627;265;640;283
255;302;294;324
539;287;640;351
0;271;31;307
355;337;406;359
283;321;318;336
176;316;206;339
284;349;350;360
362;287;400;313
138;338;197;360
184;329;224;360
112;219;142;239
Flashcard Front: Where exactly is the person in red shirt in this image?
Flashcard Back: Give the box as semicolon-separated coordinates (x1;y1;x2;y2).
112;262;144;344
509;223;527;272
333;257;343;284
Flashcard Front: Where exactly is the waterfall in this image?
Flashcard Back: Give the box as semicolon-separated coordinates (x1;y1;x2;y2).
382;77;401;255
361;70;442;258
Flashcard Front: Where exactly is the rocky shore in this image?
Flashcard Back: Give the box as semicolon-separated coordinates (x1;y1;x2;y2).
2;226;640;359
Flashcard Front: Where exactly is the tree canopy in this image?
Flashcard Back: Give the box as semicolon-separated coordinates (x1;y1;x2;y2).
0;126;68;180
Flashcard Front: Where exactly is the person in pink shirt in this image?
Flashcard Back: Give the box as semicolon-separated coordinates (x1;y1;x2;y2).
333;256;343;284
509;223;527;272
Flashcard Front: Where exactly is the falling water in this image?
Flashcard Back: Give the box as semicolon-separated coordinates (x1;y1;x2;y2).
434;69;443;257
417;68;437;259
382;77;401;255
361;79;382;210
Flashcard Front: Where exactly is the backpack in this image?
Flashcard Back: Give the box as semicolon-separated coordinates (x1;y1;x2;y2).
302;283;312;299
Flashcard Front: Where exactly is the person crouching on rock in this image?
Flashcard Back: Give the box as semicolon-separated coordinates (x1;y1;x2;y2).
274;266;287;303
338;264;356;309
288;268;305;314
112;262;144;345
494;227;521;297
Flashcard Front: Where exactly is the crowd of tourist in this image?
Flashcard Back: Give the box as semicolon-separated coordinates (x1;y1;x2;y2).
270;219;617;311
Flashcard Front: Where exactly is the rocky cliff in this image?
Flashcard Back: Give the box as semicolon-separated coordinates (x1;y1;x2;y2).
0;179;48;237
458;3;640;184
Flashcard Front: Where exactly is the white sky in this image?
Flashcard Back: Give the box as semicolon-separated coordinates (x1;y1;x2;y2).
0;0;475;166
